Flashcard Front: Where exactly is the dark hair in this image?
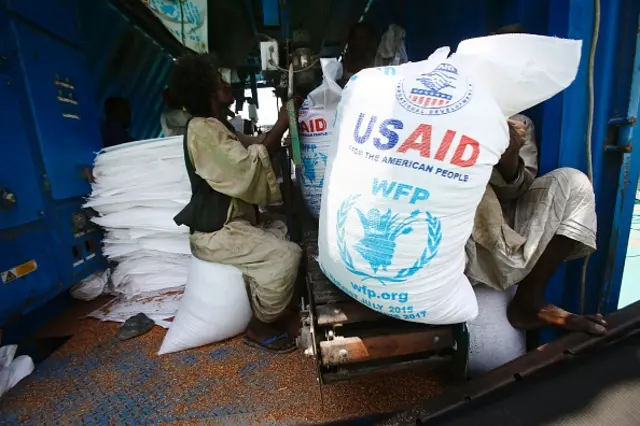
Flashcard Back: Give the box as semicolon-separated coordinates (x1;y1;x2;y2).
348;21;377;43
168;53;220;117
494;23;526;35
104;97;129;118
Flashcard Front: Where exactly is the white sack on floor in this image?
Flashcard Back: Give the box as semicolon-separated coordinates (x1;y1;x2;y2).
318;34;582;325
0;345;34;397
85;136;191;322
0;345;17;368
467;285;526;376
299;58;343;217
70;269;111;301
158;258;252;355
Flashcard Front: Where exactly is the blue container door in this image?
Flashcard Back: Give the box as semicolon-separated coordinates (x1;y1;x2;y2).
599;13;640;314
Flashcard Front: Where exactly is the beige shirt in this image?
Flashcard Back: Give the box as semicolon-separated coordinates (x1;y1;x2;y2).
186;117;282;226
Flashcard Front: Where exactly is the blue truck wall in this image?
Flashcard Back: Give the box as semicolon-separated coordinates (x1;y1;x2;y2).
362;0;640;321
78;0;174;140
0;0;172;332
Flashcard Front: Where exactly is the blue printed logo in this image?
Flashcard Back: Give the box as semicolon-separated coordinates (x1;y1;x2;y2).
150;0;202;24
377;66;397;76
336;194;442;285
395;63;473;116
298;99;312;118
301;152;328;185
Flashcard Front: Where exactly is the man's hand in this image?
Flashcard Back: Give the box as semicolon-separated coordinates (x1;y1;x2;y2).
497;119;527;182
265;97;303;155
506;118;526;155
276;96;304;126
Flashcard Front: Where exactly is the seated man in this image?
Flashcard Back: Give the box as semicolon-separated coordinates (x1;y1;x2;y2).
466;23;606;336
169;53;303;353
466;115;606;335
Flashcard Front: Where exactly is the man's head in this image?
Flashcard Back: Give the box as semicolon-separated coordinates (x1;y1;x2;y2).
168;53;234;117
162;87;183;110
493;23;526;35
104;97;131;129
346;22;378;62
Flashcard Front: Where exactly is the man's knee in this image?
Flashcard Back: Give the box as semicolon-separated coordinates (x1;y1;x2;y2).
549;168;595;198
554;167;591;185
280;241;302;264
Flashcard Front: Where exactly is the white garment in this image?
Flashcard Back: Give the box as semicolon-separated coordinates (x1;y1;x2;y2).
374;24;409;66
160;108;191;137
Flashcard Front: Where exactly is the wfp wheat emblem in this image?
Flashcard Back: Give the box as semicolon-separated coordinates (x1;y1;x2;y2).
301;152;328;187
336;194;442;285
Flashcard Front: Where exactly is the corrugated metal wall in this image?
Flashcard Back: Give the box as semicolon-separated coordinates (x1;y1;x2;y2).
78;0;173;140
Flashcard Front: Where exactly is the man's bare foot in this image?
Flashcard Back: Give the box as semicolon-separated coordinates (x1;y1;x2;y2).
243;313;299;354
507;299;607;335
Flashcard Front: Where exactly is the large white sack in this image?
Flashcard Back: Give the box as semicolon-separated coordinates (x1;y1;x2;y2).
158;257;253;355
299;58;343;217
467;285;526;376
318;34;581;325
70;269;111;301
0;354;34;397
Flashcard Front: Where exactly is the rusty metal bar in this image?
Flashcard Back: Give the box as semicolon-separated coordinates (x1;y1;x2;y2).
322;355;450;384
320;329;454;366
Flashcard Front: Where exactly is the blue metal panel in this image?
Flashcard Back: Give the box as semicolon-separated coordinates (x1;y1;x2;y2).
0;222;61;327
554;0;639;316
0;8;46;229
78;0;174;141
6;0;81;45
599;13;640;314
50;199;106;286
11;19;102;200
262;0;280;26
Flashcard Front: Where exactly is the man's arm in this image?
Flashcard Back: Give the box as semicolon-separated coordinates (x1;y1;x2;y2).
188;118;282;206
236;98;300;154
490;114;539;200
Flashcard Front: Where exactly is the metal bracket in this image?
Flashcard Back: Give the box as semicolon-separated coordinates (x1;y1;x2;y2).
604;116;636;153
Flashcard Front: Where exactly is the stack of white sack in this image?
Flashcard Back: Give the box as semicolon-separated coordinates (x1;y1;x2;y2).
84;137;191;326
318;34;582;325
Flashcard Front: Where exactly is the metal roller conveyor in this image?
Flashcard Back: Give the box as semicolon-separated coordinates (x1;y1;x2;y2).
296;219;469;384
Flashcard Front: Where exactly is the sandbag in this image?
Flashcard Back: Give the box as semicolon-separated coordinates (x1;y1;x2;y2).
0;345;34;397
318;34;581;324
158;257;253;355
299;58;343;217
70;269;110;301
467;285;526;376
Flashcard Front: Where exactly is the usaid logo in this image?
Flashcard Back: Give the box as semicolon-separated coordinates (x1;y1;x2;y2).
298;99;313;117
395;63;473;116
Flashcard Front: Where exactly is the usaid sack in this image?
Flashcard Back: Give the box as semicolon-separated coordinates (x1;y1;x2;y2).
299;58;343;217
318;34;582;325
